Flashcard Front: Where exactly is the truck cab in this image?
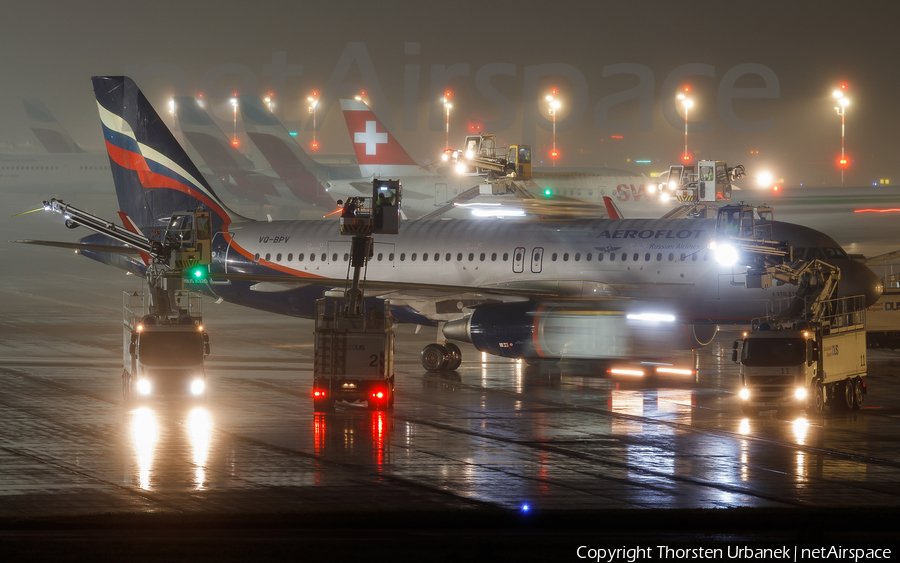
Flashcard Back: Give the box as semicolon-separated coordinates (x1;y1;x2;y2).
123;291;210;404
128;322;209;402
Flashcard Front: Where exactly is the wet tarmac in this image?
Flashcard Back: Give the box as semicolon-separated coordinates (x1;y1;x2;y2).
2;193;900;555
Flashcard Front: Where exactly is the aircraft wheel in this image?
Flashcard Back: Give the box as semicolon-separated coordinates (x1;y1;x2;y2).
445;343;462;371
421;343;448;372
852;378;864;410
806;381;825;415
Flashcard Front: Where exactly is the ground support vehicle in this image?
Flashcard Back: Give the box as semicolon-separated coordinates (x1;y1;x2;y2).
734;293;867;415
34;199;215;405
312;179;400;412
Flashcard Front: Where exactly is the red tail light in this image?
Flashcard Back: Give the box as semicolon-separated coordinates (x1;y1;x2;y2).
313;390;326;398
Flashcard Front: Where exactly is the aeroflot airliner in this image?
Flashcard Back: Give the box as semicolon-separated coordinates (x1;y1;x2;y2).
33;77;882;369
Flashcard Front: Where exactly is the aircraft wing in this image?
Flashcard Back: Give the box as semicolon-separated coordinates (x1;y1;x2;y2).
12;239;142;253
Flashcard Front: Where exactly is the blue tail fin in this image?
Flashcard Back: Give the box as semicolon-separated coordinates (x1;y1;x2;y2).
91;76;243;234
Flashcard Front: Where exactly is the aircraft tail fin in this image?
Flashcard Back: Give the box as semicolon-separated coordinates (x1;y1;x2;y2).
91;76;244;234
24;99;86;153
237;95;336;207
603;196;624;219
339;98;419;177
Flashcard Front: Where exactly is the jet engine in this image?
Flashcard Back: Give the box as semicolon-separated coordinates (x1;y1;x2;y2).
443;302;717;360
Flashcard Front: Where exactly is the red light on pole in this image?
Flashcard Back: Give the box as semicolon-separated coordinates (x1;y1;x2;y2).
682;154;691;162
551;88;557;95
232;140;238;146
683;86;690;93
550;150;559;159
311;141;319;150
840;83;847;90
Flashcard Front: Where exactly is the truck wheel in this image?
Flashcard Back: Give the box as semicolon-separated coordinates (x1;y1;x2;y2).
806;382;825;415
421;343;448;372
445;343;462;371
843;379;857;410
851;378;864;410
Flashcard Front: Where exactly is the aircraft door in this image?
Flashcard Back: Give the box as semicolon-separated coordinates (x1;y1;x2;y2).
213;232;232;274
513;247;525;273
531;247;544;274
435;183;447;204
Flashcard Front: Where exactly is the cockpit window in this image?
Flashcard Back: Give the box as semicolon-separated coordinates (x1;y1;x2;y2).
822;247;848;259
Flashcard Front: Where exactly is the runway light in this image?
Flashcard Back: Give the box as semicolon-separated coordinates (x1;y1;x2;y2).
608;368;644;376
191;379;205;396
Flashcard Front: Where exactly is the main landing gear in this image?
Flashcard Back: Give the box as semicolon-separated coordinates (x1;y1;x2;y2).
421;342;462;372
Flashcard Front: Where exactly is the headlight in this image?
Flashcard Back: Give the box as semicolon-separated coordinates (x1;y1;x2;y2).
739;388;750;400
191;379;206;396
137;378;152;395
795;387;807;400
455;162;467;174
714;243;738;266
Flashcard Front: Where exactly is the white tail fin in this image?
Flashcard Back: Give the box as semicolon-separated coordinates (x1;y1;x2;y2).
339;99;420;178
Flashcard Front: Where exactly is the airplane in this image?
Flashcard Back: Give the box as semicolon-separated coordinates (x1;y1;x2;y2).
19;76;883;373
0;100;112;195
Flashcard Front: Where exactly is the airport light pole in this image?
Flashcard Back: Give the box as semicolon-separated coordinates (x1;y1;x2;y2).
546;91;561;166
833;87;849;187
677;93;693;162
308;92;319;150
230;98;238;146
443;91;452;149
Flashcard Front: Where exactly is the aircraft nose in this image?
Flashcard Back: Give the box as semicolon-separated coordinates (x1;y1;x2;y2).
839;260;883;307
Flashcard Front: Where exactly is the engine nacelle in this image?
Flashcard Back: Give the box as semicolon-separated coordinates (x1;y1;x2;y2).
443;302;717;360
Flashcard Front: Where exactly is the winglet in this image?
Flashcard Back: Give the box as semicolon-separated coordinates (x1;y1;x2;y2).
603;196;624;219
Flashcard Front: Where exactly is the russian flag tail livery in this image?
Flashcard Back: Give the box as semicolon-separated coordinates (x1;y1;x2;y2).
24;98;86;153
237;95;336;208
339;99;419;177
92;76;244;235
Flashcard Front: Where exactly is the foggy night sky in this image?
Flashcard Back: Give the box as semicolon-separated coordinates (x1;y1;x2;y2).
0;0;897;187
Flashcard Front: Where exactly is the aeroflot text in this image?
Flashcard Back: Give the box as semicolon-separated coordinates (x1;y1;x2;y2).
576;545;891;561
